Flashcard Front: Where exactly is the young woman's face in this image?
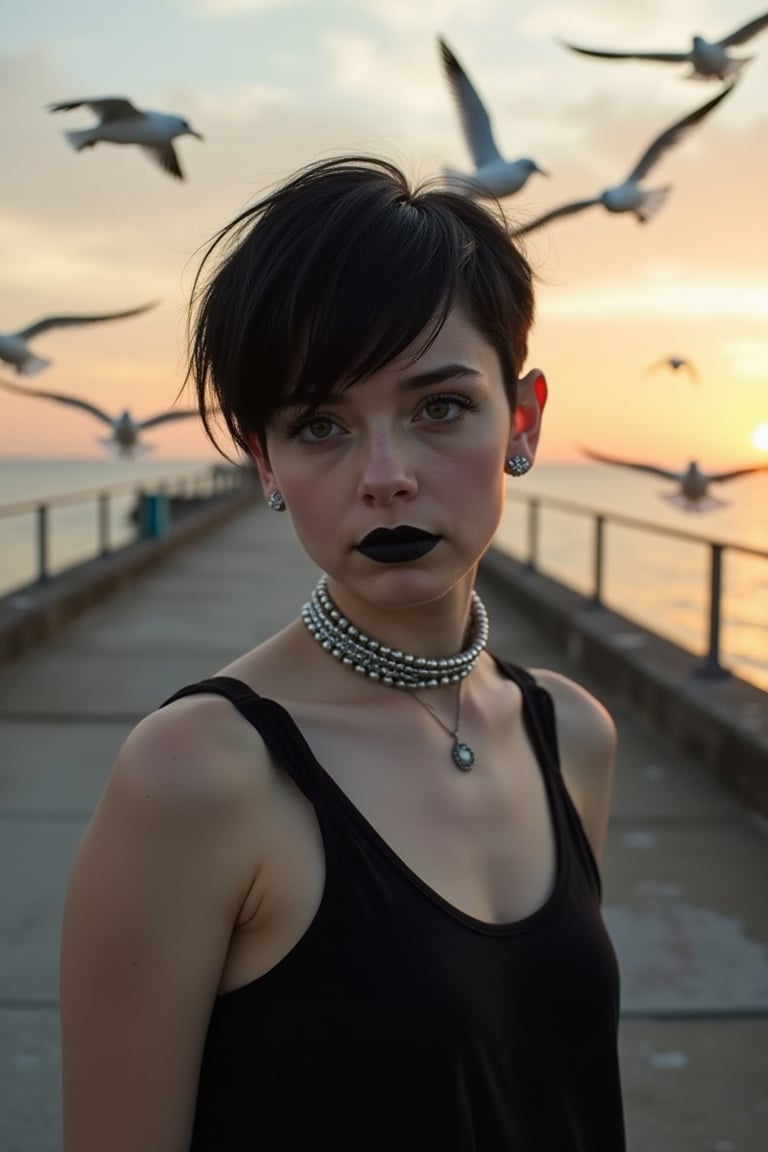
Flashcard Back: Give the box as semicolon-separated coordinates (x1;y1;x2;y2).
253;306;544;610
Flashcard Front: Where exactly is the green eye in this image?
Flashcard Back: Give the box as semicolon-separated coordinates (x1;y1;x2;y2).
424;397;452;420
284;408;343;443
306;417;334;439
419;392;477;426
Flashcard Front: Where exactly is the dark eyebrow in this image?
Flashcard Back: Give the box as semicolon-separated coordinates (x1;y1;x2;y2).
332;364;483;402
397;364;484;392
280;364;484;418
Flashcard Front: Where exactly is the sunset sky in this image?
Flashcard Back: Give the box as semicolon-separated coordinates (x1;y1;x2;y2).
2;0;767;467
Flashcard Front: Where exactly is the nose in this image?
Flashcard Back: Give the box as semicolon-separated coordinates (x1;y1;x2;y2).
357;430;418;506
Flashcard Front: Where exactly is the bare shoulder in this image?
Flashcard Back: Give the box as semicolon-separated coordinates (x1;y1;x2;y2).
112;690;272;814
529;668;616;760
73;688;278;939
529;668;617;863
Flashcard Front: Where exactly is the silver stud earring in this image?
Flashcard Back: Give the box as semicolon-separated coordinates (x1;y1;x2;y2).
505;455;531;477
267;491;286;511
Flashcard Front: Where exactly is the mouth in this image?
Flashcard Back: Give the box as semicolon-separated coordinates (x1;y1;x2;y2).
355;526;441;565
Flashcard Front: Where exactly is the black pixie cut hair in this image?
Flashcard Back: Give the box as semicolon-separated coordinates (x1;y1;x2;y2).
188;155;535;457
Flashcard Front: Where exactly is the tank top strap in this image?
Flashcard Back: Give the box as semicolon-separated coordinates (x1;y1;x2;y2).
491;658;561;771
159;677;326;804
493;657;604;900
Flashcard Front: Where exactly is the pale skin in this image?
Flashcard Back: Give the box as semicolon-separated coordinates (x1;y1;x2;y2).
60;307;616;1152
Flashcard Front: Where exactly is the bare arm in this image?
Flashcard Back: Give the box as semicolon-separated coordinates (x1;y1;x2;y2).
531;669;617;865
60;697;268;1152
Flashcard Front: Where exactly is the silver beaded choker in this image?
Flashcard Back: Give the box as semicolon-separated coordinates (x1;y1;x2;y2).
301;575;489;690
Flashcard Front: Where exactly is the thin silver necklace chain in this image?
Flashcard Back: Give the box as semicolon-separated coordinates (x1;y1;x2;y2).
408;680;475;771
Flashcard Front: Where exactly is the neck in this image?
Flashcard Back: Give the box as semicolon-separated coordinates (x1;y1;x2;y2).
323;574;478;659
302;573;489;692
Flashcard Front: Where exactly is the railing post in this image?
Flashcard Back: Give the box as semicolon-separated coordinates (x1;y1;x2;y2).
693;543;729;679
590;515;605;607
98;492;110;555
134;488;145;538
526;499;539;570
36;504;49;582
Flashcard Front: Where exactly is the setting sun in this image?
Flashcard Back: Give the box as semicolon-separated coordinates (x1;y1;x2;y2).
752;423;768;452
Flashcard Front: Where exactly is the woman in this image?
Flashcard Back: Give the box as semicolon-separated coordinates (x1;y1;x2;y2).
61;156;625;1150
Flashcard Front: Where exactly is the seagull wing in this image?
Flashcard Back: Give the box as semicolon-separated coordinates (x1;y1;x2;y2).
139;409;199;430
18;301;158;340
626;83;734;183
708;465;768;483
438;38;502;167
0;377;114;425
47;97;144;122
143;144;184;179
560;41;688;64
719;13;768;48
513;197;600;236
580;446;678;480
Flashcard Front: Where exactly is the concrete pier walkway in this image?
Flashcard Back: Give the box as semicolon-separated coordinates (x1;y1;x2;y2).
1;505;766;1152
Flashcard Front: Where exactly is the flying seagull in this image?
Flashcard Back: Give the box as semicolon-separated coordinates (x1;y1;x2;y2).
438;37;548;199
647;356;699;383
560;12;768;81
0;377;199;457
513;83;734;237
0;301;158;376
48;97;204;180
580;447;768;511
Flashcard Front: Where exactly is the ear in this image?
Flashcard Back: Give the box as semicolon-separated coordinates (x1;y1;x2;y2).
508;369;547;464
245;431;277;498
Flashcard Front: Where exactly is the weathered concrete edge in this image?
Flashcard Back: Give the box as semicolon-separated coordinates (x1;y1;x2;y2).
0;484;259;665
480;546;768;817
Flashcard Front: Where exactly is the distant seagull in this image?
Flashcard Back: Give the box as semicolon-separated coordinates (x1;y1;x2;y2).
514;84;733;237
0;377;199;457
647;356;699;383
438;37;548;199
48;97;204;180
581;447;768;511
0;302;158;376
561;12;768;81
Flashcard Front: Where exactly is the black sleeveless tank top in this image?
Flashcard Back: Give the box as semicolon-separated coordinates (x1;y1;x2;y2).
162;660;625;1151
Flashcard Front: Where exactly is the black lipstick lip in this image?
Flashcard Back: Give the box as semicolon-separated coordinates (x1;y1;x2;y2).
358;526;440;548
355;526;441;565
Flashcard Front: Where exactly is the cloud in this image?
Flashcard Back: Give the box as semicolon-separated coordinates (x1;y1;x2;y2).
721;337;768;380
0;207;185;299
522;0;724;43
189;0;302;18
540;270;768;320
321;27;446;117
192;82;294;123
338;0;500;34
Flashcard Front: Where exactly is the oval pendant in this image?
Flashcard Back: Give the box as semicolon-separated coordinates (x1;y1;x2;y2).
452;741;475;771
